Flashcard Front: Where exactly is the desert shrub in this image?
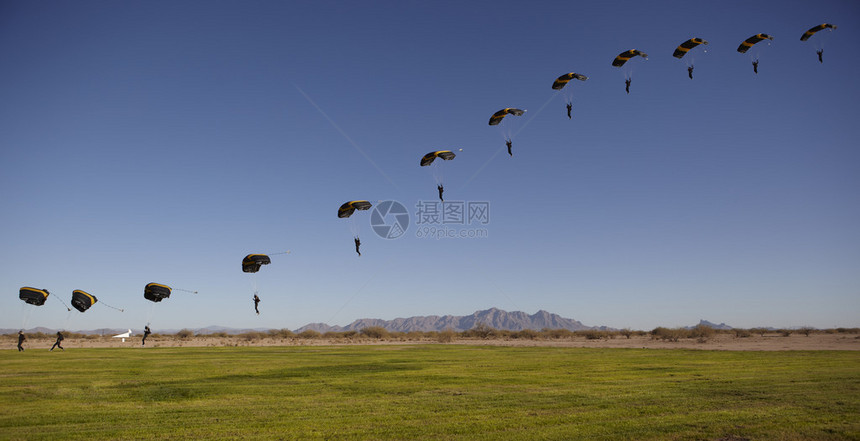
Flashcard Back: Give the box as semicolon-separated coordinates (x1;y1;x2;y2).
298;329;321;339
778;329;793;337
511;329;539;340
651;327;686;342
580;330;607;340
239;332;265;341
750;328;768;337
210;332;228;338
619;329;634;339
176;329;194;339
689;324;715;341
799;327;814;337
268;329;294;339
359;326;389;339
734;328;752;338
541;328;574;339
464;323;496;339
436;328;456;343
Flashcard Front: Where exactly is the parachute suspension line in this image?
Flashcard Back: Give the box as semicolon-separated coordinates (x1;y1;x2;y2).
267;251;291;256
173;288;198;294
52;294;71;312
99;301;124;312
146;303;155;327
21;303;33;330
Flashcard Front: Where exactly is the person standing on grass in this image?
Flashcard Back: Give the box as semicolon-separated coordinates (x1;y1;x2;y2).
50;331;64;351
17;331;25;351
142;325;151;346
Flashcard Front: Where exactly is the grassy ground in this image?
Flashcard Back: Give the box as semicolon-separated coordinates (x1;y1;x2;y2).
0;345;857;440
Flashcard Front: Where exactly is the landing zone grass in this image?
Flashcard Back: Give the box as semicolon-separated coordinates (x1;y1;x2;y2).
1;346;857;440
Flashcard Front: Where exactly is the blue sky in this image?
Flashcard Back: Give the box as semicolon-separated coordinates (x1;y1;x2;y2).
1;0;858;331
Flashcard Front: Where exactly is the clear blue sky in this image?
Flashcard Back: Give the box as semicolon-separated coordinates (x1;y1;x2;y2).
1;0;858;331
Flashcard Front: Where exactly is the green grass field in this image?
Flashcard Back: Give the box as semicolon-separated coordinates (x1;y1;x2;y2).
1;345;857;440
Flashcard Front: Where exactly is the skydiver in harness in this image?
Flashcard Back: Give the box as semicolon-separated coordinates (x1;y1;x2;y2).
752;60;759;74
354;237;361;256
50;331;64;351
566;102;572;119
142;325;151;346
437;185;444;202
506;139;513;156
17;331;25;352
816;49;823;63
687;66;694;79
253;294;260;315
625;78;631;94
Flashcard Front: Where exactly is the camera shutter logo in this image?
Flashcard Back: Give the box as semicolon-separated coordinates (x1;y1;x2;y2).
370;200;410;239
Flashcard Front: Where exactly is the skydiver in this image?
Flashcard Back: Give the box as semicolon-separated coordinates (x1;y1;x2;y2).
50;331;64;351
142;325;151;346
816;49;823;63
687;66;694;80
625;78;631;94
437;185;444;202
752;60;759;74
354;237;361;256
17;331;25;352
506;139;513;156
566;102;572;119
253;294;260;315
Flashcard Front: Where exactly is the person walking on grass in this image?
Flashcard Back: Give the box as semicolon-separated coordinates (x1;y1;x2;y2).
142;325;151;346
50;331;64;351
17;331;25;352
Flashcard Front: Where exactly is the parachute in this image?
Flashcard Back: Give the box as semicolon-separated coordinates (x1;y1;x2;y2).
488;108;525;126
612;49;648;67
552;73;588;119
673;38;709;79
420;150;456;167
144;283;172;303
800;24;837;63
339;201;373;256
613;50;648;93
20;287;49;306
551;73;588;90
800;24;836;41
242;254;271;273
673;38;708;59
737;33;773;53
338;200;373;218
71;290;97;313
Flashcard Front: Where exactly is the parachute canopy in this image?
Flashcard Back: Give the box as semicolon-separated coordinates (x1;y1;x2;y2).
800;23;836;41
612;49;648;67
552;73;588;90
737;34;773;53
338;200;373;218
673;38;708;58
71;290;97;313
144;283;171;303
20;287;49;306
488;108;525;126
242;254;271;273
420;150;456;167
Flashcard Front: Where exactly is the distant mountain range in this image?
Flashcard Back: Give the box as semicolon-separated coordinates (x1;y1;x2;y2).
1;310;752;335
296;308;610;333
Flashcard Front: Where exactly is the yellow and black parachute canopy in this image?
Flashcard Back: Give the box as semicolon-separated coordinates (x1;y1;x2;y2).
551;73;588;90
488;108;525;126
737;34;773;53
19;287;49;306
800;23;836;41
612;49;648;67
673;38;708;59
71;290;97;313
420;150;456;167
242;254;271;273
144;283;171;303
338;200;373;218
